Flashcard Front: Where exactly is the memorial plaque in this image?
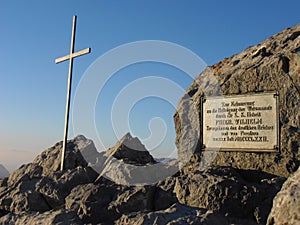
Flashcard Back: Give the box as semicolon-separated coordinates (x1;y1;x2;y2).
202;92;279;152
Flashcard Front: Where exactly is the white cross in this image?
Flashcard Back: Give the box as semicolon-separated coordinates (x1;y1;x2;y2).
55;15;91;171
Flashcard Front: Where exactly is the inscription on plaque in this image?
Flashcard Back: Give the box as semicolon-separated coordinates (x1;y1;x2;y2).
202;92;279;152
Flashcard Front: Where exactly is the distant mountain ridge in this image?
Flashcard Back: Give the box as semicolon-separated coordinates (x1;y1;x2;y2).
0;164;9;179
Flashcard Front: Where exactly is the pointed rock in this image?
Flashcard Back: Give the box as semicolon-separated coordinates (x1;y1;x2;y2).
105;133;156;166
267;167;300;225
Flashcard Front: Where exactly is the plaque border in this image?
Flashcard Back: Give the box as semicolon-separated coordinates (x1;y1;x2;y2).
201;92;280;153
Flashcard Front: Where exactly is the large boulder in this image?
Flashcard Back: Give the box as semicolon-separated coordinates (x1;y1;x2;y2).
267;167;300;225
115;203;229;225
0;175;50;214
174;23;300;177
65;179;125;224
0;136;99;218
0;209;81;225
0;165;9;179
33;135;100;175
64;177;178;224
35;166;98;209
0;166;98;215
174;165;285;224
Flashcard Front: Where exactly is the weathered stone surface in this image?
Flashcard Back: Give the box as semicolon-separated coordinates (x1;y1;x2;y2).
97;133;179;186
155;176;179;210
0;209;82;225
36;166;98;209
110;185;156;213
0;164;9;179
7;163;43;186
33;135;99;175
267;167;300;225
65;180;124;224
174;23;300;177
0;166;98;215
64;179;178;224
105;132;156;165
174;165;285;224
0;132;289;224
0;176;50;214
0;136;99;218
98;157;179;186
115;203;229;225
33;136;87;175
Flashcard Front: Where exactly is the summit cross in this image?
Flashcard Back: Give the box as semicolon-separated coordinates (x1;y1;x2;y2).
55;15;91;171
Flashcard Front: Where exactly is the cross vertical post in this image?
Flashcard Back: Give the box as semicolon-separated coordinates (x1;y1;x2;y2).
55;15;91;171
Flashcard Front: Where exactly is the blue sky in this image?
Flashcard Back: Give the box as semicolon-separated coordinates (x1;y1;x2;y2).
1;0;300;172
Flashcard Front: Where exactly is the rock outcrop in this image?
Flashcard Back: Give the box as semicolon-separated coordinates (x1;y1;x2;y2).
0;209;81;225
267;167;300;225
115;203;229;225
175;164;285;224
0;164;9;179
174;23;300;178
1;134;285;225
32;135;100;175
97;133;178;186
0;136;99;222
105;132;156;166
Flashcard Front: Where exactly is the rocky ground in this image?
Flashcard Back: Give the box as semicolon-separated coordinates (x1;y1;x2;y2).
1;23;299;225
0;135;298;225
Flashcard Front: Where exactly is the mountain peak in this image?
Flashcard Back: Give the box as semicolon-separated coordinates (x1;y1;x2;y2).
105;133;156;165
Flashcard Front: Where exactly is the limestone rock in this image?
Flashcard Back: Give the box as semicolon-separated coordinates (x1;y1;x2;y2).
36;166;98;209
7;163;43;186
98;157;179;186
267;167;300;225
105;132;156;165
0;165;9;179
155;176;179;210
98;133;178;186
0;166;98;215
0;176;50;214
33;135;100;175
65;180;125;224
0;209;81;225
109;186;155;213
115;203;229;225
174;23;300;177
64;179;178;224
0;136;100;219
174;165;285;224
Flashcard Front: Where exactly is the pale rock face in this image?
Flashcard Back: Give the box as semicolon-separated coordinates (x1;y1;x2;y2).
267;167;300;225
174;23;300;178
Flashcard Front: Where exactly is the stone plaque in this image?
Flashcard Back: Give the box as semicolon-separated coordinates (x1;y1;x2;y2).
202;92;279;152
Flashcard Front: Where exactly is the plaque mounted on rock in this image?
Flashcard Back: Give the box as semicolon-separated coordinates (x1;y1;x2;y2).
201;92;279;152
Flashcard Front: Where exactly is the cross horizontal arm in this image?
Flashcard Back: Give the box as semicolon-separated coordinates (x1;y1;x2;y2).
55;47;91;64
